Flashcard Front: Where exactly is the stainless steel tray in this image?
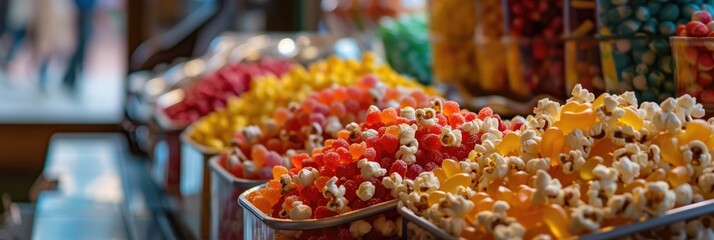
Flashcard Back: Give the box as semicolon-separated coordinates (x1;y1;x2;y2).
239;184;398;230
398;199;714;240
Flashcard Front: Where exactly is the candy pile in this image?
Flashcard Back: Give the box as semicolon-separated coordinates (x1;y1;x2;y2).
188;54;437;151
245;97;513;238
505;0;566;99
400;84;713;239
220;76;434;180
672;11;714;103
378;14;432;85
162;59;293;124
598;1;714;101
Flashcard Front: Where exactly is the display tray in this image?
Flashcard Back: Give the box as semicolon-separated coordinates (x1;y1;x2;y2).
208;156;266;240
239;184;398;239
397;199;714;240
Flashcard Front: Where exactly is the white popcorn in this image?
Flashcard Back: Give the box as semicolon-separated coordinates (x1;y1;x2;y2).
481;132;502;144
588;121;608;140
294;167;319;187
357;159;387;179
566;129;593;156
653;98;683;133
345;122;362;142
288;201;312;220
520;130;542;156
593;164;619;196
440;126;463;147
533;98;560;117
324;116;343;137
300;122;323;137
357;181;375;201
400;106;417;120
361;129;378;140
280;174;297;193
568;84;595;103
242;125;262;145
636;144;661;176
461;119;483;135
398;124;418;145
304;134;324;153
525;158;551;175
596;95;625;122
438;193;474;218
617;91;638;108
505;156;526;172
482;117;504;138
349;220;372;238
441;217;468;237
459;161;480;175
682;140;712;176
454;185;477;199
675;94;706;122
383;173;407;198
416;108;438;127
403;192;430;213
430;98;444;113
373;215;397;237
558;150;586;174
569;205;606;234
322;176;345;199
414;172;440;194
674;183;694;207
243;159;257;176
482;155;510;180
477;201;523;239
552;183;583;208
327;196;348;212
610;125;641;146
588;181;610;208
613;153;641;184
606;193;641;220
633;181;676;216
639;101;662;121
396;144;418;165
532;170;561;205
698;167;714;195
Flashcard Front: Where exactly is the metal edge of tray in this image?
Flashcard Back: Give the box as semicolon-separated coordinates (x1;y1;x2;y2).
396;205;458;240
180;124;224;156
207;156;268;189
580;198;714;240
238;184;399;230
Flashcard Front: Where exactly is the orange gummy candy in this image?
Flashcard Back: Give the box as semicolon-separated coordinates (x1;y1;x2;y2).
273;166;289;180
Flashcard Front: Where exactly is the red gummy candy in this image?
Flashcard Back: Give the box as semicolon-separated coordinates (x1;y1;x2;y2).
379;135;399;154
336;147;352;163
363;147;377;161
420;134;442;151
436;114;448;126
323;152;340;170
343;180;357;202
319;166;336;177
389;160;408;176
314;206;339;219
464;112;477;121
405;164;424;179
336;162;358;180
332;139;350;150
291;153;309;169
443;101;460;117
424;162;439;172
478;107;493;119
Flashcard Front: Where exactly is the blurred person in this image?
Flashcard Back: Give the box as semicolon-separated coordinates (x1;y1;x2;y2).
33;0;76;91
62;0;96;92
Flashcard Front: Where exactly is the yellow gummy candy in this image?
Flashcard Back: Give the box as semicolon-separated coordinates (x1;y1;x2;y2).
442;159;462;178
432;168;447;184
543;204;572;239
678;120;712;145
428;191;447;206
498;132;522;156
441;173;471;193
553;108;596;134
654;133;685;166
618;107;644;130
541;128;566;165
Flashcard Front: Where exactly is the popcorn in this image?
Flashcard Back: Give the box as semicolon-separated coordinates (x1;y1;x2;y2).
383;173;407;198
675;94;706;122
532;170;561;205
357;159;387;179
440;126;463;147
373;215;397;237
588;121;608;140
565;129;593;156
596;95;625;123
653;98;683;133
587;180;611;208
525;114;555;133
438;193;474;218
322;176;345;199
482;117;504;138
606;193;641;220
476;201;523;239
400;106;417;120
441;217;468;237
357;181;375;201
558;150;586;174
505;156;526;172
552;183;583;208
637;145;661;176
403;192;430;213
416;108;437;126
414;172;440;194
617;91;638;108
242;125;262;145
361;129;378;140
592;165;619;196
304;134;323;153
533;98;560;117
568;84;595;103
493;223;525;240
345;122;362;142
569;205;606;234
612;152;641;184
697;167;714;195
324;116;343;137
674;183;694;207
610;125;641;146
280;174;298;194
294;167;319;187
525;158;551;175
349;220;372;238
396;144;419;165
430;98;443;113
633;181;676;216
682;140;712;176
288;201;312;220
461;119;483;135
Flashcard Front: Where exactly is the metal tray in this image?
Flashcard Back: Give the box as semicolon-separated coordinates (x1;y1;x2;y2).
397;198;714;240
239;184;398;239
208;156;266;240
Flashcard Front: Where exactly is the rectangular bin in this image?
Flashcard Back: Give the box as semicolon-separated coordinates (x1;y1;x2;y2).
239;185;399;239
180;127;223;240
153;89;191;195
398;198;714;239
208;156;266;240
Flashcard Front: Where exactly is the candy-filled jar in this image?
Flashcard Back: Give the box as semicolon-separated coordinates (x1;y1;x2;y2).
671;37;714;105
596;0;714;101
565;0;606;96
429;0;479;85
472;0;508;94
503;0;567;100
